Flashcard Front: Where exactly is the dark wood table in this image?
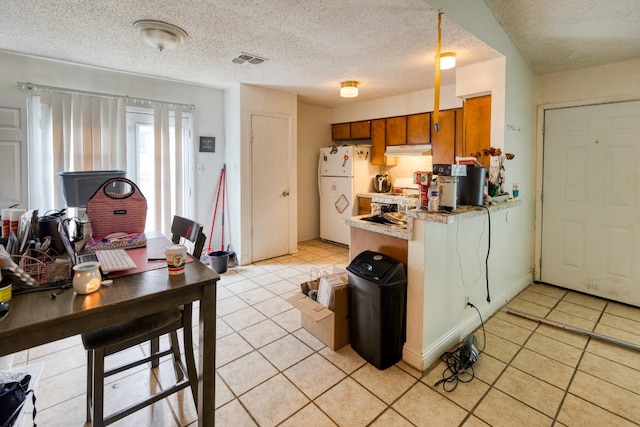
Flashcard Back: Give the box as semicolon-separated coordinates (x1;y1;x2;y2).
0;252;219;426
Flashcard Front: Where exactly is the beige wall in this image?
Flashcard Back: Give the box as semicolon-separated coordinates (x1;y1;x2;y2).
297;102;331;242
536;58;640;107
226;84;298;265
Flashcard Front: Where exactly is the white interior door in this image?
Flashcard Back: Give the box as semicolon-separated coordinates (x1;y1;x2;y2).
541;101;640;306
0;97;27;209
251;114;290;262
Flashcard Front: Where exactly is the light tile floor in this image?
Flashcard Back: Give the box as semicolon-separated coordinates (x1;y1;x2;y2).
9;239;640;426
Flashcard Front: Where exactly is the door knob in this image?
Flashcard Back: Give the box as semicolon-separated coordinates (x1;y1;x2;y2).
282;190;290;197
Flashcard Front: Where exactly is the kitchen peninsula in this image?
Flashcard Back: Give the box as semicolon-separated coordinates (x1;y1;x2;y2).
346;199;523;371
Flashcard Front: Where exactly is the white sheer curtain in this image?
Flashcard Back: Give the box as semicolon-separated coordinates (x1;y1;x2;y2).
29;92;126;213
30;90;191;237
152;104;186;236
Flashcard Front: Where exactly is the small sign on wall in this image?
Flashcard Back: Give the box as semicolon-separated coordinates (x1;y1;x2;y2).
199;136;216;153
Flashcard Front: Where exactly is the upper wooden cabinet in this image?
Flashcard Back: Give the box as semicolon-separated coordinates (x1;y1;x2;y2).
350;121;371;139
370;119;396;166
430;109;456;164
331;120;371;140
407;113;431;145
331;123;350;140
385;116;407;146
462;95;492;166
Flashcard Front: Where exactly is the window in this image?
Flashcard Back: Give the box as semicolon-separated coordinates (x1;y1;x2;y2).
126;108;194;232
29;92;194;237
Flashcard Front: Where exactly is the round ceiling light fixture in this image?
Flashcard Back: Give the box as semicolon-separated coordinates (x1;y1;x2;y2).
134;20;188;51
439;52;456;70
340;81;359;98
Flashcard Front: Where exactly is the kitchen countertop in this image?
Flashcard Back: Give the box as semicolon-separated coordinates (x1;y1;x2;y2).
346;198;522;240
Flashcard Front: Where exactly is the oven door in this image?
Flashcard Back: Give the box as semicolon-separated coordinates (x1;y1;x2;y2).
370;202;398;215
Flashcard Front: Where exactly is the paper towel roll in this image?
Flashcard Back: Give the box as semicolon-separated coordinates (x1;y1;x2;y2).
1;209;11;238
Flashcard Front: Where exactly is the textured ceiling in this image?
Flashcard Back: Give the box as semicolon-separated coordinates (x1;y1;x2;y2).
484;0;640;75
0;0;500;107
0;1;638;108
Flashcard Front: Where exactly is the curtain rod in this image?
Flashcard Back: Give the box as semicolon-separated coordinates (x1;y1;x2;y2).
17;81;195;110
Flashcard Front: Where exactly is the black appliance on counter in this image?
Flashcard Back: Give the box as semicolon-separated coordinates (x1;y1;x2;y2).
347;251;407;370
457;166;487;206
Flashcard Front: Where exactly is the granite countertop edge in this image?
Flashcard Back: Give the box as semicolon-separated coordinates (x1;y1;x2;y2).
346;199;523;239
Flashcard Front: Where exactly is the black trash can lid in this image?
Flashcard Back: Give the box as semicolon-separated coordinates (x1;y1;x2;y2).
347;250;406;283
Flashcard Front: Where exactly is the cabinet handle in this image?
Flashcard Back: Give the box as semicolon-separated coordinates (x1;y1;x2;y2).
282;190;290;197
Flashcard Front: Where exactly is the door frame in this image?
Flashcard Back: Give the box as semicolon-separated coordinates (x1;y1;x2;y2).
248;111;297;263
0;96;28;209
534;94;640;281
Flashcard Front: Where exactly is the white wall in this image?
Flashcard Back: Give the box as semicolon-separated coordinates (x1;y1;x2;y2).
405;0;536;370
536;58;640;107
297;102;331;242
0;51;226;242
227;84;297;265
456;57;507;151
330;84;462;123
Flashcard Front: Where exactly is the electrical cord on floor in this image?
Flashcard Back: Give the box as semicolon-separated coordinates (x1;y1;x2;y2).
480;206;491;303
434;302;487;392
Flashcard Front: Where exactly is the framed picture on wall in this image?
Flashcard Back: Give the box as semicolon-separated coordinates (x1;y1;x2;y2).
199;136;215;153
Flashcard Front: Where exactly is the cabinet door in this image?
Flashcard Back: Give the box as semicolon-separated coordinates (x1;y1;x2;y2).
371;119;396;166
358;197;372;215
407;113;431;144
385;116;407;146
332;123;350;140
350;120;371;139
431;109;456;164
463;95;491;166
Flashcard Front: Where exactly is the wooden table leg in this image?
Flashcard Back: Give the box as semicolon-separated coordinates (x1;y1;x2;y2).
198;283;216;426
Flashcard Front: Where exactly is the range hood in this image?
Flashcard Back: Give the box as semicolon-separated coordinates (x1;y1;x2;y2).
384;144;432;157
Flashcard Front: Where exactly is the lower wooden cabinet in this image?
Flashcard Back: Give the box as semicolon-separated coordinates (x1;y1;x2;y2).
358;197;372;215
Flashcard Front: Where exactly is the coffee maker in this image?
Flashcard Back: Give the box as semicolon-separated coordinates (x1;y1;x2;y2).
438;176;458;212
432;164;468;212
457;167;487;206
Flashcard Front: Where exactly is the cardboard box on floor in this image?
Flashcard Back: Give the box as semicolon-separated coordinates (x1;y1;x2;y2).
287;274;349;351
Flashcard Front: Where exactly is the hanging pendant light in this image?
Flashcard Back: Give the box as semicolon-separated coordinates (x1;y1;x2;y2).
340;81;359;98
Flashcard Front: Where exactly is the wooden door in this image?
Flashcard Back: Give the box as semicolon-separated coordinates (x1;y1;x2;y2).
0;96;27;209
463;95;491;165
541;101;640;306
251;114;291;262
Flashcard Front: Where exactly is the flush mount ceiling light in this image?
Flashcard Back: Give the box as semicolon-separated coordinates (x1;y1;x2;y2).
133;20;188;51
340;81;358;98
440;52;456;70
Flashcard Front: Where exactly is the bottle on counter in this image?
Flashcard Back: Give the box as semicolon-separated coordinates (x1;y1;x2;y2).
428;176;439;211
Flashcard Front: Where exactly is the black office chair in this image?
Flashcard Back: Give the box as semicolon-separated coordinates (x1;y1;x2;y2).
81;215;206;426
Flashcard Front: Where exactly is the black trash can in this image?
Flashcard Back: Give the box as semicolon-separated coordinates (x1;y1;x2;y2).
208;251;230;274
347;251;407;370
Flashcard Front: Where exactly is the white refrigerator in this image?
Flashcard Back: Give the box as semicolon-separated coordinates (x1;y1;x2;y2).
318;145;376;245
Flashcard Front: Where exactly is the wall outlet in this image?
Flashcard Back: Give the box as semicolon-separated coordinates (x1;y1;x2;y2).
464;295;470;309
